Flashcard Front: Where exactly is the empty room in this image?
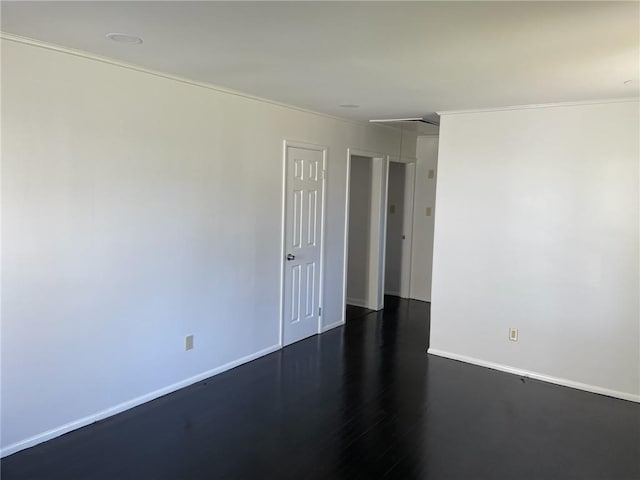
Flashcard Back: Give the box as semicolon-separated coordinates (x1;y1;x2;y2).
1;2;639;479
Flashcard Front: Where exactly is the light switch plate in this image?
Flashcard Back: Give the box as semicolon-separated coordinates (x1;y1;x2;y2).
426;207;432;217
428;169;435;179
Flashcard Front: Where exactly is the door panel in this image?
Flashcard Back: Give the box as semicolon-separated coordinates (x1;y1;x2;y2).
283;146;324;346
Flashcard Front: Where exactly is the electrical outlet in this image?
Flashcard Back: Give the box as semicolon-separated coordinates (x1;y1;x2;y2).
389;204;396;214
185;334;194;351
509;328;518;342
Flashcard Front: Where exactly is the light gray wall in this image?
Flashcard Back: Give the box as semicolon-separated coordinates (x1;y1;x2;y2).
430;100;639;400
346;156;373;306
0;38;418;455
410;136;439;302
384;162;406;295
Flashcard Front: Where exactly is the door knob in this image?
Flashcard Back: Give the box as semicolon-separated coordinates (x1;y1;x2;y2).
286;254;295;261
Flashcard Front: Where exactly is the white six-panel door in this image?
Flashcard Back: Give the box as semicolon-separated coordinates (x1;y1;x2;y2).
282;145;325;346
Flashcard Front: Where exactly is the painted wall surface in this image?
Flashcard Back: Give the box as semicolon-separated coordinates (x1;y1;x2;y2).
346;156;373;306
384;162;406;296
410;136;439;302
430;101;640;399
0;39;417;453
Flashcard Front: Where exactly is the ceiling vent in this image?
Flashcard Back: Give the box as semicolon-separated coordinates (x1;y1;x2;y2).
369;113;440;127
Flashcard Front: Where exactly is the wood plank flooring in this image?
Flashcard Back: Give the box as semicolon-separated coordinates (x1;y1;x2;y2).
2;296;639;479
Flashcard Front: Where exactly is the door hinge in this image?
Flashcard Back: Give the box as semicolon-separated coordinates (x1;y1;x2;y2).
318;307;322;316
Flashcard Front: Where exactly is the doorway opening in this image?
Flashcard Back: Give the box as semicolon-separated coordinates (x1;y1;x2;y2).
344;152;387;319
343;134;438;326
384;161;416;299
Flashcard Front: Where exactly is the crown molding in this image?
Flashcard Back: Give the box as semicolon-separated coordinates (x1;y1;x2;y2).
0;31;402;133
438;97;639;116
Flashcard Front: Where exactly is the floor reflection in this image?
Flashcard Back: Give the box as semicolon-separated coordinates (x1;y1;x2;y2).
3;296;638;480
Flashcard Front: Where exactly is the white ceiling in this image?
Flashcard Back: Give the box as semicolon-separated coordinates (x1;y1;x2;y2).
2;1;638;121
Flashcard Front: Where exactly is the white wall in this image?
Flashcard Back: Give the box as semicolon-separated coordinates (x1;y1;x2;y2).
430;100;640;401
347;156;373;306
410;136;439;302
384;162;406;296
0;38;417;455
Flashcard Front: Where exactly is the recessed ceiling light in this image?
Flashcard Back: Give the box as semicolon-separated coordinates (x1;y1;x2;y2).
339;104;360;108
106;33;143;45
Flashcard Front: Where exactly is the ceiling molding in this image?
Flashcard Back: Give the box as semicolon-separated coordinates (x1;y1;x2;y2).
0;31;403;134
438;97;639;116
2;2;638;121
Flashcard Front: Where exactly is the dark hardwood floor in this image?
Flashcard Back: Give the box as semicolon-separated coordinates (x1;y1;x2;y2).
3;296;639;479
345;303;375;322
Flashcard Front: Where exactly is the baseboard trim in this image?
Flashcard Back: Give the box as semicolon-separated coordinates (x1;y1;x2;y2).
346;297;369;309
1;343;282;458
321;320;345;333
384;290;401;297
427;348;640;403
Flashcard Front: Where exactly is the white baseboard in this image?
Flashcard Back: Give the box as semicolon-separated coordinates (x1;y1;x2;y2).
1;343;282;458
321;320;345;333
427;348;640;403
346;297;369;309
386;292;429;302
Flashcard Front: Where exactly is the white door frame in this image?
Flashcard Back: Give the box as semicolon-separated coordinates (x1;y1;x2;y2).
280;140;328;347
343;149;388;320
386;156;417;299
